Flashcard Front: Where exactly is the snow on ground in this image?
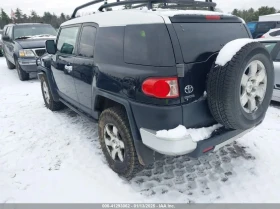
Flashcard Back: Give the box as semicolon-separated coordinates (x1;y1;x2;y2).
0;57;280;203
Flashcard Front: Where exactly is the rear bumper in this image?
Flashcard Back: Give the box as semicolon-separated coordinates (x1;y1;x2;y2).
140;128;197;156
272;89;280;102
130;99;216;131
139;126;251;157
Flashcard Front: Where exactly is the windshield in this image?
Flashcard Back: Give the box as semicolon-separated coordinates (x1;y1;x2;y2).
14;25;57;39
247;22;257;33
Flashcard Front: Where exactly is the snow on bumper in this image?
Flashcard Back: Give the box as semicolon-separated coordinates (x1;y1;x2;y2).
140;128;197;156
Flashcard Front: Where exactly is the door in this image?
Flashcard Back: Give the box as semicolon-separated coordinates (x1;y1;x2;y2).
273;45;280;87
261;41;280;87
72;24;97;114
51;25;80;105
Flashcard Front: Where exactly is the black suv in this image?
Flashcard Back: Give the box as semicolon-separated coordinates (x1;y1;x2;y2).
1;23;57;81
38;0;274;178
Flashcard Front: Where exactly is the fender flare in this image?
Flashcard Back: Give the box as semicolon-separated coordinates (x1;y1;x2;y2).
38;66;60;102
94;90;159;165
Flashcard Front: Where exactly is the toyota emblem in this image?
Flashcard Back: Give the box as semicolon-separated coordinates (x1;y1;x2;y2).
185;85;194;94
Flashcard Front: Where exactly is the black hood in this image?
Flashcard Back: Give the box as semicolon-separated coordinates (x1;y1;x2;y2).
16;37;56;49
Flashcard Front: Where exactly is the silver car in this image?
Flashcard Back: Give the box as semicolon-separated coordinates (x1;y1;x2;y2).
259;39;280;102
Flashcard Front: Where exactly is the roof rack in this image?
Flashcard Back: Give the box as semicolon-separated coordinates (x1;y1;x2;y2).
71;0;216;18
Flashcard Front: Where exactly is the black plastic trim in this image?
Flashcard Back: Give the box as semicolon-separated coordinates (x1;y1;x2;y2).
188;128;245;158
38;68;60;102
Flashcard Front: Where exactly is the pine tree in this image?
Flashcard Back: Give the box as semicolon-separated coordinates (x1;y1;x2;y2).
0;8;11;28
15;8;23;23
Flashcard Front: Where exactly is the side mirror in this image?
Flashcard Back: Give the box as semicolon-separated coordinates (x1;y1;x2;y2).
2;35;10;41
45;40;57;55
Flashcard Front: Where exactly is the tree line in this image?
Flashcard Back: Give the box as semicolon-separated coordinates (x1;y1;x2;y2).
232;6;279;22
1;6;280;30
0;8;70;29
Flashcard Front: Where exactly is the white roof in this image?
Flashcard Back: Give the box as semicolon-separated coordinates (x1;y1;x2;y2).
260;13;280;17
62;9;232;27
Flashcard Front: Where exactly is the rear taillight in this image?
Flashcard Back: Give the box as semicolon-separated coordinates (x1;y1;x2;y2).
142;77;179;99
205;15;221;20
260;35;265;38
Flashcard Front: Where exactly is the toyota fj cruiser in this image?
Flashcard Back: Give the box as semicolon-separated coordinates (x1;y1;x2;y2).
38;0;274;178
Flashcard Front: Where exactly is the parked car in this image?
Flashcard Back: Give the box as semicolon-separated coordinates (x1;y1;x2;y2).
261;28;280;39
0;29;3;57
38;0;274;178
259;38;280;102
1;23;57;81
247;21;280;39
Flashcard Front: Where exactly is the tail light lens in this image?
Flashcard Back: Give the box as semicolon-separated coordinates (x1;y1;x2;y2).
260;35;265;38
142;77;179;99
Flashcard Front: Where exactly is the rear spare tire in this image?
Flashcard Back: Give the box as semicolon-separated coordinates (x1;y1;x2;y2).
207;42;274;130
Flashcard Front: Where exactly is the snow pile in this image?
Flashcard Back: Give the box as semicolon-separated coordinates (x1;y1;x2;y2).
156;124;222;142
215;38;257;66
156;125;189;139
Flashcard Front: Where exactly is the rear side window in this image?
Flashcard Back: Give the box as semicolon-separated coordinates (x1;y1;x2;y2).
57;27;79;55
124;24;175;66
78;26;97;58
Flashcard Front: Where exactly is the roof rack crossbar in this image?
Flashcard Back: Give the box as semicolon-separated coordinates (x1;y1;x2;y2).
71;0;104;18
131;3;147;9
71;0;216;18
98;0;216;12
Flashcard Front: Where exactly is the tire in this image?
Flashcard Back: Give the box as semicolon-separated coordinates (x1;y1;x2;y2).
98;107;143;179
40;73;64;111
5;56;15;69
207;42;274;130
15;60;29;81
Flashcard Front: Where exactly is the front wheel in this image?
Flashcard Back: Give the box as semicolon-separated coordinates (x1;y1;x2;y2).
16;60;29;81
40;73;64;111
98;107;143;179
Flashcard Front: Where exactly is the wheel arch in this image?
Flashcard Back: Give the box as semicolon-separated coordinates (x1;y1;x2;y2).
38;66;60;102
94;91;157;166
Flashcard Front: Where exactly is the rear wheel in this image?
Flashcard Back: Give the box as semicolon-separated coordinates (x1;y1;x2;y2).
207;42;274;130
98;107;143;179
16;60;29;81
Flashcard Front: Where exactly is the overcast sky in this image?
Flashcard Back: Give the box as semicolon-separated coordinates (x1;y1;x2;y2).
1;0;280;16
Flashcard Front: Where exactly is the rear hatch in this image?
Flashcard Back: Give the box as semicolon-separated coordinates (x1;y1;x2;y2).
170;14;250;105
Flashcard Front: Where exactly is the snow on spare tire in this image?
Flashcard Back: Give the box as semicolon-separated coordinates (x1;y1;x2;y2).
207;38;274;130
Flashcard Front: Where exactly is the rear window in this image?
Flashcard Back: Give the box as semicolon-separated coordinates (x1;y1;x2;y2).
124;24;175;66
173;23;249;63
256;22;276;33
